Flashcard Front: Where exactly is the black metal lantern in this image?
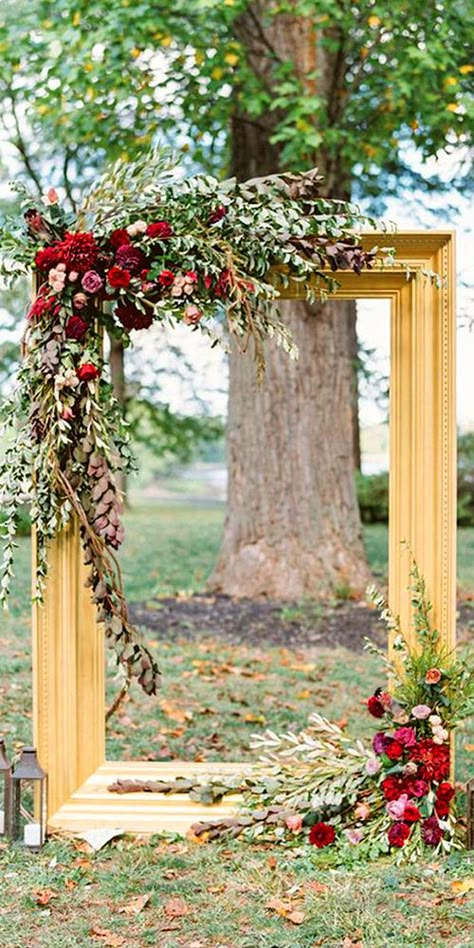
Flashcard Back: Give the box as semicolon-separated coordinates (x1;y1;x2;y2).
11;747;47;851
0;737;12;838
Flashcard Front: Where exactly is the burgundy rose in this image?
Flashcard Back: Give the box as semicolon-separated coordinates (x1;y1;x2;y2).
373;732;390;755
109;228;131;250
116;303;153;331
421;815;443;847
77;363;99;382
367;695;385;718
387;822;411;848
385;740;404;762
146;221;173;239
436;782;455;803
66;316;88;341
81;270;103;293
208;205;227;225
434;799;450;818
308;822;336;848
393;726;416;748
158;269;175;287
107;266;131;288
409;779;429;798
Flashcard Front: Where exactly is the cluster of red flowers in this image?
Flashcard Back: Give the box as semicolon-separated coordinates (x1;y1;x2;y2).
366;686;454;850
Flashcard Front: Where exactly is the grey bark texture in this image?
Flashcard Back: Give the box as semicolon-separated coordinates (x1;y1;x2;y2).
209;2;368;597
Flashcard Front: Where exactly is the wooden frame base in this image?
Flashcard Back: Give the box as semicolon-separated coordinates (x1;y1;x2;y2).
33;231;457;834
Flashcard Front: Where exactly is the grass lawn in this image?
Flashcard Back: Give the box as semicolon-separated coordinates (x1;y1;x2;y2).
0;504;473;947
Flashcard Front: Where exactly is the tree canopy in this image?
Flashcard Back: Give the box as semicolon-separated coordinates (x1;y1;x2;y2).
0;0;472;206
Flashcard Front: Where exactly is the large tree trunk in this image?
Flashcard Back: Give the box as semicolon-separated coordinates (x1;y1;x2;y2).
209;3;368;597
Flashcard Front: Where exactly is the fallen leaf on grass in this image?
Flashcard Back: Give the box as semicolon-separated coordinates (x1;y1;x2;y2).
90;928;126;947
164;897;189;918
464;744;474;752
451;878;474;895
34;889;56;907
342;939;364;948
79;827;124;852
306;880;329;895
160;699;193;723
266;898;305;925
119;893;150;916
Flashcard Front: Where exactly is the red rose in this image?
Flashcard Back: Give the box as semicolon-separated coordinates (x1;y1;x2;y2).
367;695;385;718
146;221;173;239
385;740;404;762
434;799;450;818
66;316;88;340
387;822;411;848
308;822;336;848
158;269;175;287
409;740;450;781
421;815;443;847
116;303;153;331
382;776;411;801
436;782;455;803
403;803;421;823
107;266;131;288
35;245;62;271
208;205;227;225
109;229;131;250
77;363;99;381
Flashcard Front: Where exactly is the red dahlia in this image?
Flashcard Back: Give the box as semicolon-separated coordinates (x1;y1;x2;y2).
308;822;336;848
387;822;411;848
409;740;450;781
381;776;412;801
421;815;443;847
115;245;147;274
116;303;153;331
35;245;63;271
55;231;99;273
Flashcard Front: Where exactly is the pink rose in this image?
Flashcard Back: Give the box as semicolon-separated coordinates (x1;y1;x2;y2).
285;814;303;833
386;793;409;820
183;304;203;325
81;270;103;293
366;757;381;776
73;292;89;310
393;726;417;748
345;828;363;845
412;704;432;720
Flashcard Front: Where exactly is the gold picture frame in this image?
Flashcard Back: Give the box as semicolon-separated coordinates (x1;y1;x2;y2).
32;231;457;833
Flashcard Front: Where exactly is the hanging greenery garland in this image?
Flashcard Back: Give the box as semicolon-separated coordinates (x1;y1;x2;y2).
0;149;385;702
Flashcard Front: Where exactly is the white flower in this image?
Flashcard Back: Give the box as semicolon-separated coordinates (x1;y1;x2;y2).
429;715;442;728
126;219;147;236
54;369;79;391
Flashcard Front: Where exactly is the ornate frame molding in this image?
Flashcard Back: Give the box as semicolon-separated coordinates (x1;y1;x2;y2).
32;231;457;833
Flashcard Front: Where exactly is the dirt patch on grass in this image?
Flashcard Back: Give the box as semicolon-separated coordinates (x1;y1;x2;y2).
130;596;474;652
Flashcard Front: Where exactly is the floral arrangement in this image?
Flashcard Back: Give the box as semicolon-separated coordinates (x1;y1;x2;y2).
109;566;474;860
0;149;382;705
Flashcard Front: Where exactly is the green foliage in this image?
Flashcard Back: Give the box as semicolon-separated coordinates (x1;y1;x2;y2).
0;0;471;206
356;470;389;523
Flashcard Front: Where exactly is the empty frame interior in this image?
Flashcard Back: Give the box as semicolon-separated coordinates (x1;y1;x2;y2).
31;232;456;832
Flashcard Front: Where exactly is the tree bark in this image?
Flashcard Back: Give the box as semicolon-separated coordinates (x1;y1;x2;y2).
209;3;368;597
